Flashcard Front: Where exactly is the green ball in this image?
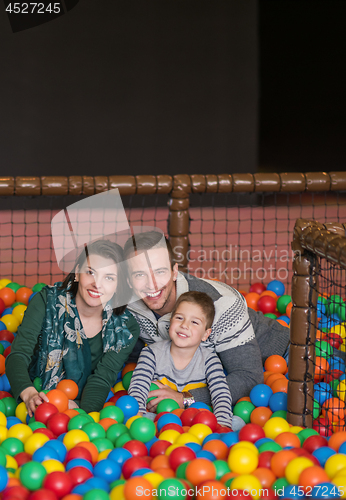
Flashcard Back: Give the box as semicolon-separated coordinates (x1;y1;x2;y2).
157;478;187;500
270;410;287;419
6;282;20;292
2;397;17;417
74;408;87;414
338;303;346;322
19;461;47;490
121;371;133;391
328;295;344;316
258;441;282;453
67;414;93;431
29;422;46;431
110;478;126;490
92;437;114;453
147;383;159;403
273;477;290;494
129;417;156;443
156;399;180;414
176;461;190;479
99;405;124;423
106;423;129;444
32;283;47;293
0;400;6;415
12;302;25;308
277;295;292;314
1;437;24;456
28;415;36;425
319;296;328;306
82;422;106;441
330;379;340;397
224;477;236;489
214;459;231;480
115;433;132;447
313;399;321;419
33;377;42;392
298;428;319;444
0;448;6;467
83;489;110;500
233;401;255;424
315;340;334;359
0;345;4;356
264;313;277;319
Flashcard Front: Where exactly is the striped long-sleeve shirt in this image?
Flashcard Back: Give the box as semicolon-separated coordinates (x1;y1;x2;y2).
128;340;233;428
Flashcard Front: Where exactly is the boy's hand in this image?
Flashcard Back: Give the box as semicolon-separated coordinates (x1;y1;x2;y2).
68;400;79;410
146;381;184;412
20;386;49;417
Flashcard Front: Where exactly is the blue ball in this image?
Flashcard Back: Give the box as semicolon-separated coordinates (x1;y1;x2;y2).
33;446;60;462
28;292;37;303
277;315;290;325
6;416;22;429
203;433;221;444
44;440;67;462
108;448;132;467
157;413;182;431
0;322;6;332
184;442;202;453
282;485;307;498
65;458;93;472
317;299;327;317
250;383;273;407
0;465;8;492
255;437;273;448
269;392;288;412
329;358;345;372
312;447;336;467
0;341;11;351
220;431;239;447
196;450;216;461
267;280;285;297
338;442;346;455
314;382;333;406
310;482;341;498
94;459;121;483
131;468;153;477
105;390;114;402
2;308;13;316
83;477;110;493
1;374;11;393
145;435;159;453
115;396;139;420
190;402;211;410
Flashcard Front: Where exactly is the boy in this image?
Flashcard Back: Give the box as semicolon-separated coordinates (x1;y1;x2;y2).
128;291;233;429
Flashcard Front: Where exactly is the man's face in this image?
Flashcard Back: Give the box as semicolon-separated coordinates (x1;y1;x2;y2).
127;247;178;314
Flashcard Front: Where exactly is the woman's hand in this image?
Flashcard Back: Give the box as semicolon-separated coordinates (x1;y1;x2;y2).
146;381;184;412
68;400;79;410
20;386;49;417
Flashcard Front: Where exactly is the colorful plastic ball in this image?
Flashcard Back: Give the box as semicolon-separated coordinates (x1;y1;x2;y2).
238;423;265;444
157;413;182;432
245;292;260;311
0;288;15;308
156;399;180;414
115;396;139;421
233;401;255;424
168;446;196;471
191;411;217;432
0;314;19;333
228;447;258;475
185;458;216;486
19;461;47;490
277;294;292;314
12;304;27;325
46;389;69;413
44;440;67;462
56;379;79;400
267;280;285;297
188;423;213;443
34;403;58;425
264;355;287;374
285;456;315;484
63;429;89;451
93;459;121;483
43;471;73;498
263;416;290;439
122;457;151;479
250;406;273;427
230;474;263;500
268;392;287;412
15;287;32;306
325;454;346;479
250;384;273;407
24;433;50;455
107;447;132;468
129;417;156;443
249;283;266;295
257;296;277;315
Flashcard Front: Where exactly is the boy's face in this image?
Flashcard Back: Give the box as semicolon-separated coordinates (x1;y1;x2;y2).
169;301;212;349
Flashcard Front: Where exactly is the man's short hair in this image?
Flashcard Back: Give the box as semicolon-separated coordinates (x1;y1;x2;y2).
124;231;175;269
171;291;215;330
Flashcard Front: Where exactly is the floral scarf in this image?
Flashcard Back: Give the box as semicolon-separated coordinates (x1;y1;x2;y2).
29;282;134;397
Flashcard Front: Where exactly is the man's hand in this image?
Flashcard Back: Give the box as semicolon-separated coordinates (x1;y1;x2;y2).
146;381;184;412
20;386;49;418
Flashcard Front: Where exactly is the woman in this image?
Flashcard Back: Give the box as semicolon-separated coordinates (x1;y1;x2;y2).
6;239;139;416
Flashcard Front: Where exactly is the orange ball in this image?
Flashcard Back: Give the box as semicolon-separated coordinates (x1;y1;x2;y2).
299;466;329;492
245;292;260;311
124;477;153;500
0;354;5;375
252;467;276;488
264;355;287;374
271;377;289;394
56;379;79;400
263;371;274;383
99;418;117;431
270;450;297;478
151;454;170;470
171;408;185;418
237;397;252;403
15;287;32;306
186;458;216;486
322;397;345;422
0;287;15;307
47;389;69;412
277;319;289;328
266;373;286;387
286;302;293;318
221;472;239;484
121;362;137;378
77;441;99;464
260;290;278;299
155;467;175;478
202;440;229;460
328;431;346;452
63;409;79;418
250;407;273;427
314;357;330;382
275;432;301;448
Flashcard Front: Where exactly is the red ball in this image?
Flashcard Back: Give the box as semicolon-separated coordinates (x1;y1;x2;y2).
14;452;32;467
0;330;14;343
46;413;70;436
257;295;277;314
191;411;218;432
160;423;184;434
324;333;343;350
324;369;344;383
313;417;333;437
3;485;30;500
149;440;171;458
0;391;12;398
180;407;200;427
303;434;328;454
122;457;150;479
238;423;265;443
249;283;266;295
33;428;56;440
65;446;93;463
215;424;232;433
3;346;11;358
0;298;5;316
43;471;73;499
68;466;93;487
258;451;275;469
34;402;59;425
168;446;196;471
108;390;128;404
28;490;58;500
123;440;148;457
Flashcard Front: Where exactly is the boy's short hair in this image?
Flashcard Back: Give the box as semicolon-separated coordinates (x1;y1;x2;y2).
124;231;175;270
171;291;215;330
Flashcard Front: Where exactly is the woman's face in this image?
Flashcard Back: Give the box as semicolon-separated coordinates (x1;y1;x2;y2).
76;253;118;309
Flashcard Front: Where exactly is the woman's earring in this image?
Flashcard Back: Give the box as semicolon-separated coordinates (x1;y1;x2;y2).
74;275;78;283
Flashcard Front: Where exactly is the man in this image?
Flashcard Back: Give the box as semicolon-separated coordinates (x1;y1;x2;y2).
125;231;290;410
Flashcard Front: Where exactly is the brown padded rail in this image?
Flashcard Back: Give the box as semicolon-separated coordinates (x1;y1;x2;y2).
0;171;346;196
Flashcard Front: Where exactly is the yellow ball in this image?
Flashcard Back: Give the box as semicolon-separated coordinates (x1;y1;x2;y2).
143;472;164;488
289;426;304;434
15;402;28;424
332;476;346;499
228;447;259;474
88;412;100;423
165;444;181;456
12;304;27;325
63;429;90;451
175;432;200;445
126;415;141;429
0;426;8;444
0;279;11;289
1;314;19;333
113;381;125;392
231;474;263;500
285;457;314;484
6;454;18;470
24;433;49;455
158;429;181;444
0;412;7;428
326;454;346;479
7;424;33;443
42;459;65;473
110;484;125;500
338;380;346;402
98;450;111;461
231;441;259;455
340;343;346;353
263;417;290;439
188;423;212;443
331;325;346;340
